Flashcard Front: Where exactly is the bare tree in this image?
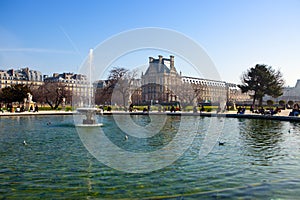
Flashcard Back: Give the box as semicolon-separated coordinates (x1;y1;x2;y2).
105;67;138;109
35;82;71;109
177;82;204;107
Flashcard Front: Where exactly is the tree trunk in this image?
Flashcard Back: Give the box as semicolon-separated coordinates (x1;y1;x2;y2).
45;98;54;109
54;97;62;110
258;97;263;107
123;95;126;110
252;92;256;106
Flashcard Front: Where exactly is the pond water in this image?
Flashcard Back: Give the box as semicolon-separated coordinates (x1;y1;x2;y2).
1;115;300;199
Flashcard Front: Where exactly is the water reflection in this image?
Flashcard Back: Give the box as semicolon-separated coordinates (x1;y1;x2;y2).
103;115;181;152
2;115;300;198
239;119;285;165
288;122;300;134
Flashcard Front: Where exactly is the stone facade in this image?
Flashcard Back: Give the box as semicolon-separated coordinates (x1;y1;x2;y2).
140;55;250;106
141;55;181;104
0;67;43;89
44;72;89;97
44;72;91;107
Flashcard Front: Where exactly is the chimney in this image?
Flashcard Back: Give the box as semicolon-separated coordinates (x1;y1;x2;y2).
53;73;59;77
158;55;163;63
170;55;174;68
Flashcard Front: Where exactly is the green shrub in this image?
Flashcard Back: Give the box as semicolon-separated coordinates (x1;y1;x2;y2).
65;106;73;112
206;108;212;112
279;100;285;106
267;100;274;106
38;106;52;111
288;100;294;107
229;106;236;111
184;106;193;112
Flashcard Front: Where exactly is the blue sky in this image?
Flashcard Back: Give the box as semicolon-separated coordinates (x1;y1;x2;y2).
0;0;299;86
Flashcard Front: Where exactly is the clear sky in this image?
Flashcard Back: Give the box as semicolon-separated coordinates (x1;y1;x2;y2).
0;0;299;86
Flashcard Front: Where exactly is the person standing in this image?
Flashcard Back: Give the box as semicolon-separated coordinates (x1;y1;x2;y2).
34;104;39;112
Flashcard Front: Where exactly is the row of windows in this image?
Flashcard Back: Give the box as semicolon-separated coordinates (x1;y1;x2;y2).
45;79;88;84
182;78;227;87
0;81;43;84
0;76;42;81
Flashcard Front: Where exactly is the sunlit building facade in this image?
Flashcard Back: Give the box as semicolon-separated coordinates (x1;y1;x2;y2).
0;67;43;89
141;55;181;104
140;55;250;106
44;72;91;106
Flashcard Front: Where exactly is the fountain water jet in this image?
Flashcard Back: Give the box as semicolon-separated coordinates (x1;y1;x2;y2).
75;49;103;127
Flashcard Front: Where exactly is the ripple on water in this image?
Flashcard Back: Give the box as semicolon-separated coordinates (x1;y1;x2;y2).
1;115;300;199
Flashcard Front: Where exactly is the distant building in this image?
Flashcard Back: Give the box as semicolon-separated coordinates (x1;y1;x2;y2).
44;72;90;106
226;82;251;104
140;55;250;106
141;55;181;104
181;76;227;103
44;72;89;96
265;80;300;103
93;80;109;89
0;67;43;89
129;78;142;105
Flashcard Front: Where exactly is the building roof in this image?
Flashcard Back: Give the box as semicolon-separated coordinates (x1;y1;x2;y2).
144;55;177;75
144;62;170;75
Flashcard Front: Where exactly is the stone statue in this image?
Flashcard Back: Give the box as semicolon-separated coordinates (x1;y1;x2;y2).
27;93;32;103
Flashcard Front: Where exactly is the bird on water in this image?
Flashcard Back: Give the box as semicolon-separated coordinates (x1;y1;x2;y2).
218;141;225;146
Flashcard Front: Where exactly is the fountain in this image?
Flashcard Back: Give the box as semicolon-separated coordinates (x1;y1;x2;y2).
75;49;103;127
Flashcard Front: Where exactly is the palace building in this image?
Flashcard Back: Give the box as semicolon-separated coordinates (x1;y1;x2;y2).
140;55;249;106
141;55;181;104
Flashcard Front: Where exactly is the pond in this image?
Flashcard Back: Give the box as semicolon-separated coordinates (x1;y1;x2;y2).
1;115;300;199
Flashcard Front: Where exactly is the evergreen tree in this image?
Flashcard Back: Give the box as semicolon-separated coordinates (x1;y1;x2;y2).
238;64;284;106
